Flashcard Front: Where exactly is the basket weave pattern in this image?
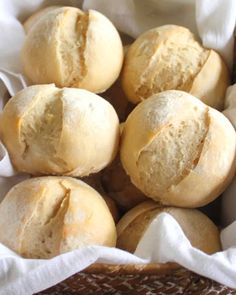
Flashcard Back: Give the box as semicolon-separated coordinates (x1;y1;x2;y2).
37;264;236;294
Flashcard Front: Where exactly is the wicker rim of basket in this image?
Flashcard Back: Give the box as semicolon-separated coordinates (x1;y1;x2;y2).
84;262;179;274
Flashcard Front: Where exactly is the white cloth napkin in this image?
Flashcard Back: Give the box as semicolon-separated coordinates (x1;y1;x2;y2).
83;0;197;38
1;0;236;293
1;213;236;295
195;0;236;70
83;0;235;69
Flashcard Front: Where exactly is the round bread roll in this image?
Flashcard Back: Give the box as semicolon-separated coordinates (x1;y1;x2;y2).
122;25;229;110
21;7;123;93
117;201;221;254
0;84;119;176
120;90;236;207
0;177;116;258
23;6;61;33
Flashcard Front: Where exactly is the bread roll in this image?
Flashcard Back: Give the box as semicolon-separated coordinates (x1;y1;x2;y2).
117;201;221;254
0;84;119;176
122;25;229;110
120;90;236;207
21;7;123;93
23;6;61;33
0;177;116;258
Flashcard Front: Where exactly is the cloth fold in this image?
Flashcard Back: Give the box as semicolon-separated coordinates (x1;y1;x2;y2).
195;0;236;70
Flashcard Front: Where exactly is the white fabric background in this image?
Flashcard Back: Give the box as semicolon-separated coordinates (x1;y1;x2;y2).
0;0;236;293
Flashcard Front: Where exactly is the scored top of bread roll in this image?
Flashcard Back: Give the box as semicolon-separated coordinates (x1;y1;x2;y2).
120;90;236;207
117;201;221;254
122;25;229;110
21;7;124;93
0;84;119;176
0;177;116;258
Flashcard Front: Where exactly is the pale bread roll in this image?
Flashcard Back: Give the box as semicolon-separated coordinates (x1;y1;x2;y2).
0;84;119;176
23;6;61;33
117;201;221;254
21;7;123;93
0;177;116;258
120;90;236;207
122;25;229;110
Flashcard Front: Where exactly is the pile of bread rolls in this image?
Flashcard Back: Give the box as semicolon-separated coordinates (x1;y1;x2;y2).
0;6;235;259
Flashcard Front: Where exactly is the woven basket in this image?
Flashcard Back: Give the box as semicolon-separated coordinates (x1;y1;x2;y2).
37;263;236;294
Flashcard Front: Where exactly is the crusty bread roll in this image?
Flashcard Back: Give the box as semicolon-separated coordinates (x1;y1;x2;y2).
117;201;221;254
0;177;116;258
101;156;147;211
120;90;236;208
23;6;61;33
122;25;229;110
0;84;119;176
21;7;123;93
